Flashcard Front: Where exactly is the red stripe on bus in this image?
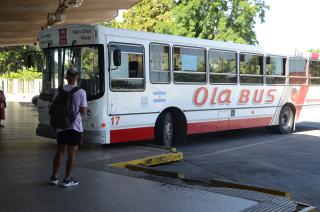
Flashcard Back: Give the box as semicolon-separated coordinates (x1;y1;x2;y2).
110;126;154;143
187;117;272;134
295;85;309;121
111;117;272;143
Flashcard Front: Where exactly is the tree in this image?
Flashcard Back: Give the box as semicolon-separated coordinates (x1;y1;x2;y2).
308;49;320;53
106;0;269;45
106;0;175;32
0;45;43;75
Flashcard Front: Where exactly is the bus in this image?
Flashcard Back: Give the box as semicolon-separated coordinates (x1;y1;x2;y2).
36;24;320;146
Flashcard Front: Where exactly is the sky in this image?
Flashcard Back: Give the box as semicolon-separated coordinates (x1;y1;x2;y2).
255;0;320;55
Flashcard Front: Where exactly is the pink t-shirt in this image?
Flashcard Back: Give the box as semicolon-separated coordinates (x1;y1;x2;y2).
57;84;87;132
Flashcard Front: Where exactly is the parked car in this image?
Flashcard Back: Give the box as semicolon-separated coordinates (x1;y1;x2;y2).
31;95;39;106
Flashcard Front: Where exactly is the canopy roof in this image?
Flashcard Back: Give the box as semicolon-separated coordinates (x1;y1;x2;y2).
0;0;139;46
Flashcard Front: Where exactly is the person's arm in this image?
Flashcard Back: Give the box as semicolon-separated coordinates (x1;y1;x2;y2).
79;107;87;115
79;90;88;116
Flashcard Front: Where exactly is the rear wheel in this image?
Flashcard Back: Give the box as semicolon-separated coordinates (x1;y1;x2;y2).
279;106;294;134
268;106;294;134
155;112;174;147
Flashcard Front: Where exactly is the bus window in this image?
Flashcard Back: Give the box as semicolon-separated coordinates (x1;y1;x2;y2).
109;43;145;90
208;49;237;84
149;43;170;83
288;58;307;85
266;56;286;84
240;53;263;84
78;47;101;97
173;46;206;83
309;60;320;85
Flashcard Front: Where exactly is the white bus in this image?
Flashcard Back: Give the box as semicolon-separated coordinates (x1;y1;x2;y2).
36;24;320;146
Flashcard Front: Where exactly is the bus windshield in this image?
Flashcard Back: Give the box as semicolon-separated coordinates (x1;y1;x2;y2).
40;45;104;101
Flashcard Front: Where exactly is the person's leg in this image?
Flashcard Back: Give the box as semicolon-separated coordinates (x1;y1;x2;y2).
51;144;67;177
64;145;78;179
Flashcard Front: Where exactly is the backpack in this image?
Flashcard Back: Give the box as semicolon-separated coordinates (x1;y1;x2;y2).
49;86;80;129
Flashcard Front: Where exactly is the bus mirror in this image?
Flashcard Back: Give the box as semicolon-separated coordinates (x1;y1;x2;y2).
113;49;121;66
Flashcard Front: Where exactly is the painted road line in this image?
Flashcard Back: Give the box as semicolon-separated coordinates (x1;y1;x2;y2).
192;134;299;159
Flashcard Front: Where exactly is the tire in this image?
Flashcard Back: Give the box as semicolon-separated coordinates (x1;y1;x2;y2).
155;112;174;147
278;106;295;134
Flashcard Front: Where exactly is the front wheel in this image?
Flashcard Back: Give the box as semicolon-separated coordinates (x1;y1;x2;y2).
155;112;174;147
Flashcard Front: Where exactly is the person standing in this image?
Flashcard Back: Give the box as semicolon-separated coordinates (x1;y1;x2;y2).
0;88;6;127
50;67;87;187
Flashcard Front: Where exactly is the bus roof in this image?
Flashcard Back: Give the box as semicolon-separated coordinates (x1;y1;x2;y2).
99;25;264;54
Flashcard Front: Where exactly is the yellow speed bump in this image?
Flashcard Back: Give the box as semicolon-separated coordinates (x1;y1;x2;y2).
111;152;183;168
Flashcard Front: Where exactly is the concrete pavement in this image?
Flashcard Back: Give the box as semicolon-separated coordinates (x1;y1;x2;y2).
0;102;258;212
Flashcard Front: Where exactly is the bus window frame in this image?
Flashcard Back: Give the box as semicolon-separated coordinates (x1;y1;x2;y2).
265;54;287;86
239;52;264;85
309;59;320;86
208;48;238;85
288;57;307;85
149;42;171;84
172;45;207;85
108;42;146;92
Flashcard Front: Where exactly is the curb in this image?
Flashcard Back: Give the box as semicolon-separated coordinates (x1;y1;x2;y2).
210;179;291;198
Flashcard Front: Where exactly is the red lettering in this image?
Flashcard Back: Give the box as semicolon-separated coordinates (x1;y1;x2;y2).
238;89;250;104
193;87;208;106
265;89;276;104
218;89;232;105
253;89;264;104
210;87;218;105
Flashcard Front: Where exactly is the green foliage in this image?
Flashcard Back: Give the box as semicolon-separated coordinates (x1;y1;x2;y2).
0;45;43;76
1;67;42;80
105;0;269;45
308;49;320;53
106;0;176;32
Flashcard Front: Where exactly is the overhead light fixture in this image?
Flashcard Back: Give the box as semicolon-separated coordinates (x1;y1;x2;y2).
47;12;66;25
45;0;84;26
64;0;84;7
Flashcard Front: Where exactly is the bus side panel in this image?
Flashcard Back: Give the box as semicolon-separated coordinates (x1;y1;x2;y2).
270;85;294;126
108;113;158;143
296;86;320;123
185;84;283;133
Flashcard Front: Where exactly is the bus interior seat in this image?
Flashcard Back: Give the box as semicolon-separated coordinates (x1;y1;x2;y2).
129;61;138;78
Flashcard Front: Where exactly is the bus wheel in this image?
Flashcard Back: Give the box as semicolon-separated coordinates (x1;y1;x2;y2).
155;112;174;147
278;106;294;134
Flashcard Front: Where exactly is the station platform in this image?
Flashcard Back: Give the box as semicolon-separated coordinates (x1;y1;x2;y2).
0;102;314;212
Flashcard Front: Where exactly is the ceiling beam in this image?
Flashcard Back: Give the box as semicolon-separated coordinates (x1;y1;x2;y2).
0;0;141;46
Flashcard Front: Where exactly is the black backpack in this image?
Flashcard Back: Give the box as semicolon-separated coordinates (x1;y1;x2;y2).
49;87;80;129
